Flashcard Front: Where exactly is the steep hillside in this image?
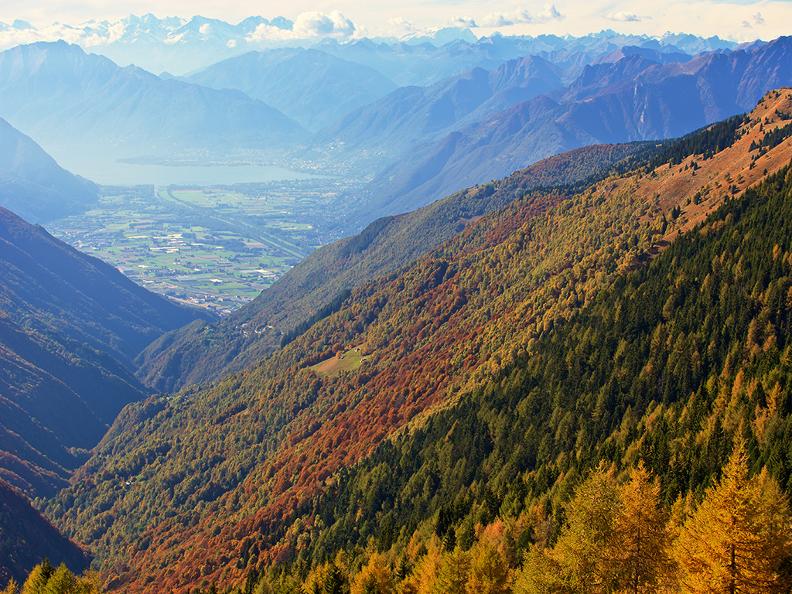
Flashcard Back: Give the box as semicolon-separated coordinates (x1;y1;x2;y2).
0;480;89;586
187;49;396;131
0;207;213;497
136;142;652;392
48;91;792;592
353;35;792;221
0;118;97;223
0;42;306;163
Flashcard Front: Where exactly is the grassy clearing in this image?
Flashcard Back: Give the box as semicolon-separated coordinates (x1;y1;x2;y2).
309;347;366;377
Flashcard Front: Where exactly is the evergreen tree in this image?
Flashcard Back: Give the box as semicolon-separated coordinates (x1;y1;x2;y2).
432;548;469;594
606;463;675;592
673;440;792;592
465;540;511;594
550;466;620;592
21;561;53;594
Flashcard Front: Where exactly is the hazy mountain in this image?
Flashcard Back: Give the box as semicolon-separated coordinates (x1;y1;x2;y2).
187;48;396;131
316;31;729;87
0;118;97;223
0;480;89;586
352;35;792;221
0;207;214;497
0;41;307;164
318;55;564;159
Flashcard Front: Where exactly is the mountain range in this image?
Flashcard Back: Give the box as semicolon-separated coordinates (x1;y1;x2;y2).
186;48;397;131
46;89;792;592
0;118;97;223
0;17;737;78
0;41;306;165
341;35;792;223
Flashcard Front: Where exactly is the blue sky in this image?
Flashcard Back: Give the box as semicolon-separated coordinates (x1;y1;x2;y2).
2;0;791;41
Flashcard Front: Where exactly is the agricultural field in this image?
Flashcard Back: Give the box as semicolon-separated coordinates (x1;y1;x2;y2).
47;179;354;314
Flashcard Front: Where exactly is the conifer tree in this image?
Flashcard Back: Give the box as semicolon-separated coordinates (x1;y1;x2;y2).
550;465;620;592
432;548;469;594
2;579;19;594
465;539;511;594
673;440;792;592
350;552;395;594
606;463;675;593
21;561;53;594
42;565;76;594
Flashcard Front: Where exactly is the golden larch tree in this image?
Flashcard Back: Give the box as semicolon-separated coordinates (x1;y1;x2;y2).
673;439;792;592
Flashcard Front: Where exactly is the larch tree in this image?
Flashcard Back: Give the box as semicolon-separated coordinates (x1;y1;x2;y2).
21;561;52;594
465;539;511;594
550;465;620;592
606;462;675;593
350;552;395;594
673;439;792;592
432;547;469;594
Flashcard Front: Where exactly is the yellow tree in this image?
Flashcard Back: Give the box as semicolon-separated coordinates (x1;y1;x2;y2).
41;565;76;594
2;579;19;594
550;465;620;592
433;548;469;594
606;463;675;593
465;539;511;594
674;440;792;592
21;562;52;594
408;541;442;594
351;552;395;594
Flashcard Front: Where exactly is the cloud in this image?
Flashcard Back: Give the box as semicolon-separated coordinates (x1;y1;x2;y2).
450;16;478;28
607;11;644;22
293;11;355;38
480;3;563;28
741;11;765;28
246;10;357;42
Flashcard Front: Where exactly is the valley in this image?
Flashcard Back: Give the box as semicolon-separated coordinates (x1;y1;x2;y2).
46;179;358;314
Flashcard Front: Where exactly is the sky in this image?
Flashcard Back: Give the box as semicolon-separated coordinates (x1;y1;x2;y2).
1;0;791;42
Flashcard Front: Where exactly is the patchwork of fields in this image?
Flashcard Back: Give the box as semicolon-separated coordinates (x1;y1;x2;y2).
47;180;354;314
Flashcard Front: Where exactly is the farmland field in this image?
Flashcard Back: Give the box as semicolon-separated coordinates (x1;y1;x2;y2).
47;179;357;314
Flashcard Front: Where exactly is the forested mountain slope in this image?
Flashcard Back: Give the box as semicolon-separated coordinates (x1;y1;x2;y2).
0;118;97;223
137;142;652;392
0;480;89;586
0;208;213;497
48;90;792;592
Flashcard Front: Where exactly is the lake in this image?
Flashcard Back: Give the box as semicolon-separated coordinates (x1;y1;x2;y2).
55;153;319;186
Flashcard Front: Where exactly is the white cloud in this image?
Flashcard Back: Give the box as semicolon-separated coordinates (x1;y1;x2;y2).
246;10;356;42
608;11;644;22
480;3;563;28
450;16;478;28
293;11;355;37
